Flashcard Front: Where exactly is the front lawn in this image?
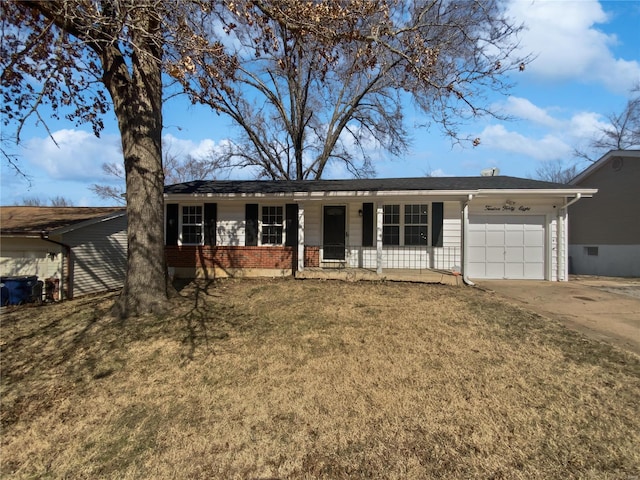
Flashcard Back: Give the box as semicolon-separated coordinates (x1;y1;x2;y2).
1;278;639;479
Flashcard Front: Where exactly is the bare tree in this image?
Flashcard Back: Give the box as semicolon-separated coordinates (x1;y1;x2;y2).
89;162;127;206
90;141;224;204
49;195;74;207
19;196;73;206
20;196;45;206
174;0;529;180
575;87;640;162
533;159;579;184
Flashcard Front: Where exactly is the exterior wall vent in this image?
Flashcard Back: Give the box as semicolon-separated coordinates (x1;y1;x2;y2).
584;246;599;256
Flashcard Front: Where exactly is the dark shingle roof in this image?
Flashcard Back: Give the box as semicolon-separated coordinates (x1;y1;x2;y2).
164;176;575;195
0;207;125;236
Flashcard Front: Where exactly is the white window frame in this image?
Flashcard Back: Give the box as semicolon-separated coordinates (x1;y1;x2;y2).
260;205;285;246
382;204;400;246
180;204;204;246
404;204;429;246
382;203;430;246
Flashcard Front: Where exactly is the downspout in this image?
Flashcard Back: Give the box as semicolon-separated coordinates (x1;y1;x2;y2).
557;193;582;282
462;194;475;286
40;231;71;300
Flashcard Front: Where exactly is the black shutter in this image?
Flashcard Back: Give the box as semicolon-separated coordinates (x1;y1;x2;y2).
166;203;179;246
285;204;299;247
362;203;374;247
245;204;259;246
204;203;217;246
432;202;444;247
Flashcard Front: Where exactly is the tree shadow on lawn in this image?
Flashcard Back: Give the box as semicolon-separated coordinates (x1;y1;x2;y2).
0;279;252;429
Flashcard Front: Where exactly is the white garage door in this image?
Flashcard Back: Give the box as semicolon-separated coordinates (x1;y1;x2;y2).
468;215;545;280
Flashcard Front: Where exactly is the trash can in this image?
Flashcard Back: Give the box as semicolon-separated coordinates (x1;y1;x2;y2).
0;276;40;305
0;284;9;306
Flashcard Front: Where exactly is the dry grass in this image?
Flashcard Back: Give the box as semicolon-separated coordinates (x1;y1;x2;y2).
1;278;639;479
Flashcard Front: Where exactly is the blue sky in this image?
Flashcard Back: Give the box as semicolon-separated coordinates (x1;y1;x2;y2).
1;0;639;206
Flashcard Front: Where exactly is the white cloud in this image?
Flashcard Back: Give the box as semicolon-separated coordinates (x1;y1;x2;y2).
478;124;571;160
23;129;122;180
498;97;561;128
483;94;613;162
162;133;224;161
508;0;640;92
565;111;609;139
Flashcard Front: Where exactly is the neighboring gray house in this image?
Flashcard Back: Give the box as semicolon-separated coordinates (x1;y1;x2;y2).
569;149;640;277
164;176;596;282
0;206;127;299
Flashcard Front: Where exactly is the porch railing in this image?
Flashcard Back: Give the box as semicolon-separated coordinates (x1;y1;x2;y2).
308;244;461;272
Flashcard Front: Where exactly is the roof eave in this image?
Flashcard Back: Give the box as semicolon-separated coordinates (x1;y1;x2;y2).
570;149;640;185
49;210;126;235
475;188;597;197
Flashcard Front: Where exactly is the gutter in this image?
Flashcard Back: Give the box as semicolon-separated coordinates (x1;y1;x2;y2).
557;193;582;282
461;194;475;286
40;231;71;300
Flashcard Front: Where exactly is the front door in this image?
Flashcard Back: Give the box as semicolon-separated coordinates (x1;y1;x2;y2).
323;206;346;260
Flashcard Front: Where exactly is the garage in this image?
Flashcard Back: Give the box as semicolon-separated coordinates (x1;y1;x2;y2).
468;215;546;280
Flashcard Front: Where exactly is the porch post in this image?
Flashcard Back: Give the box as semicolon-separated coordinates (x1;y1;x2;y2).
298;204;305;271
376;204;383;274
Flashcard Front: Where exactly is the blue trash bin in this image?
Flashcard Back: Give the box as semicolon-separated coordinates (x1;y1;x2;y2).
0;276;39;305
0;284;9;306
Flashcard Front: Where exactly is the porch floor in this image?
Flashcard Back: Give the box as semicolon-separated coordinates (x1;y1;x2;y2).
295;268;462;286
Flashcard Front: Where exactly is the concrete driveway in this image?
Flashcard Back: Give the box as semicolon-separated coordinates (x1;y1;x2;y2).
477;276;640;356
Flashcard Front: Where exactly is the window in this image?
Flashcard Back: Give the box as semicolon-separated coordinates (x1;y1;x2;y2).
182;205;203;244
383;205;400;245
261;206;284;244
404;204;428;245
383;204;429;246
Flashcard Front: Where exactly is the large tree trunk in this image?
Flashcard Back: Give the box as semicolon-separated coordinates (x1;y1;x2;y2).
103;11;170;318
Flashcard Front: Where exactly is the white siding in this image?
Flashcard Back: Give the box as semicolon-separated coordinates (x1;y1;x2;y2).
302;203;322;246
550;214;559;281
217;201;246;246
0;238;62;279
443;202;461;248
60;215;127;297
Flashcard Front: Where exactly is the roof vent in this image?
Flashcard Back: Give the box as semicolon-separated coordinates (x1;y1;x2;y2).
480;167;500;176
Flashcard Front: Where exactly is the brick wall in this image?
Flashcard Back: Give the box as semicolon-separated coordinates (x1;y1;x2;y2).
166;245;321;271
304;246;320;267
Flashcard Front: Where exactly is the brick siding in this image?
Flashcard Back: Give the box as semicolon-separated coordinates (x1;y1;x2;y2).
166;245;321;271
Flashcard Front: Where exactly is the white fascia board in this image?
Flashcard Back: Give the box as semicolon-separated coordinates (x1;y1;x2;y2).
291;190;474;200
164;188;597;203
165;192;291;202
474;188;597;197
0;233;42;239
165;190;475;202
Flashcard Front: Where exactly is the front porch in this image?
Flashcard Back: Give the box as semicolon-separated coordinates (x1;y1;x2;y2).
295;267;462;286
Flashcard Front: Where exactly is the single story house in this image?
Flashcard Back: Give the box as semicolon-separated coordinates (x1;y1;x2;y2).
569;149;640;277
164;176;596;282
0;206;127;299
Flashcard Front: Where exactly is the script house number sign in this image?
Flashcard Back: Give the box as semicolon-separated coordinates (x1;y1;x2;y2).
484;202;532;212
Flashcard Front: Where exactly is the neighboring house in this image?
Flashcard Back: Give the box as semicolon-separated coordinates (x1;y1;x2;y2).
164;176;596;282
0;206;127;299
568;149;640;277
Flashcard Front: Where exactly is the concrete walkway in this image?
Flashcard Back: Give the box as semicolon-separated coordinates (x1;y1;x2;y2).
477;276;640;356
